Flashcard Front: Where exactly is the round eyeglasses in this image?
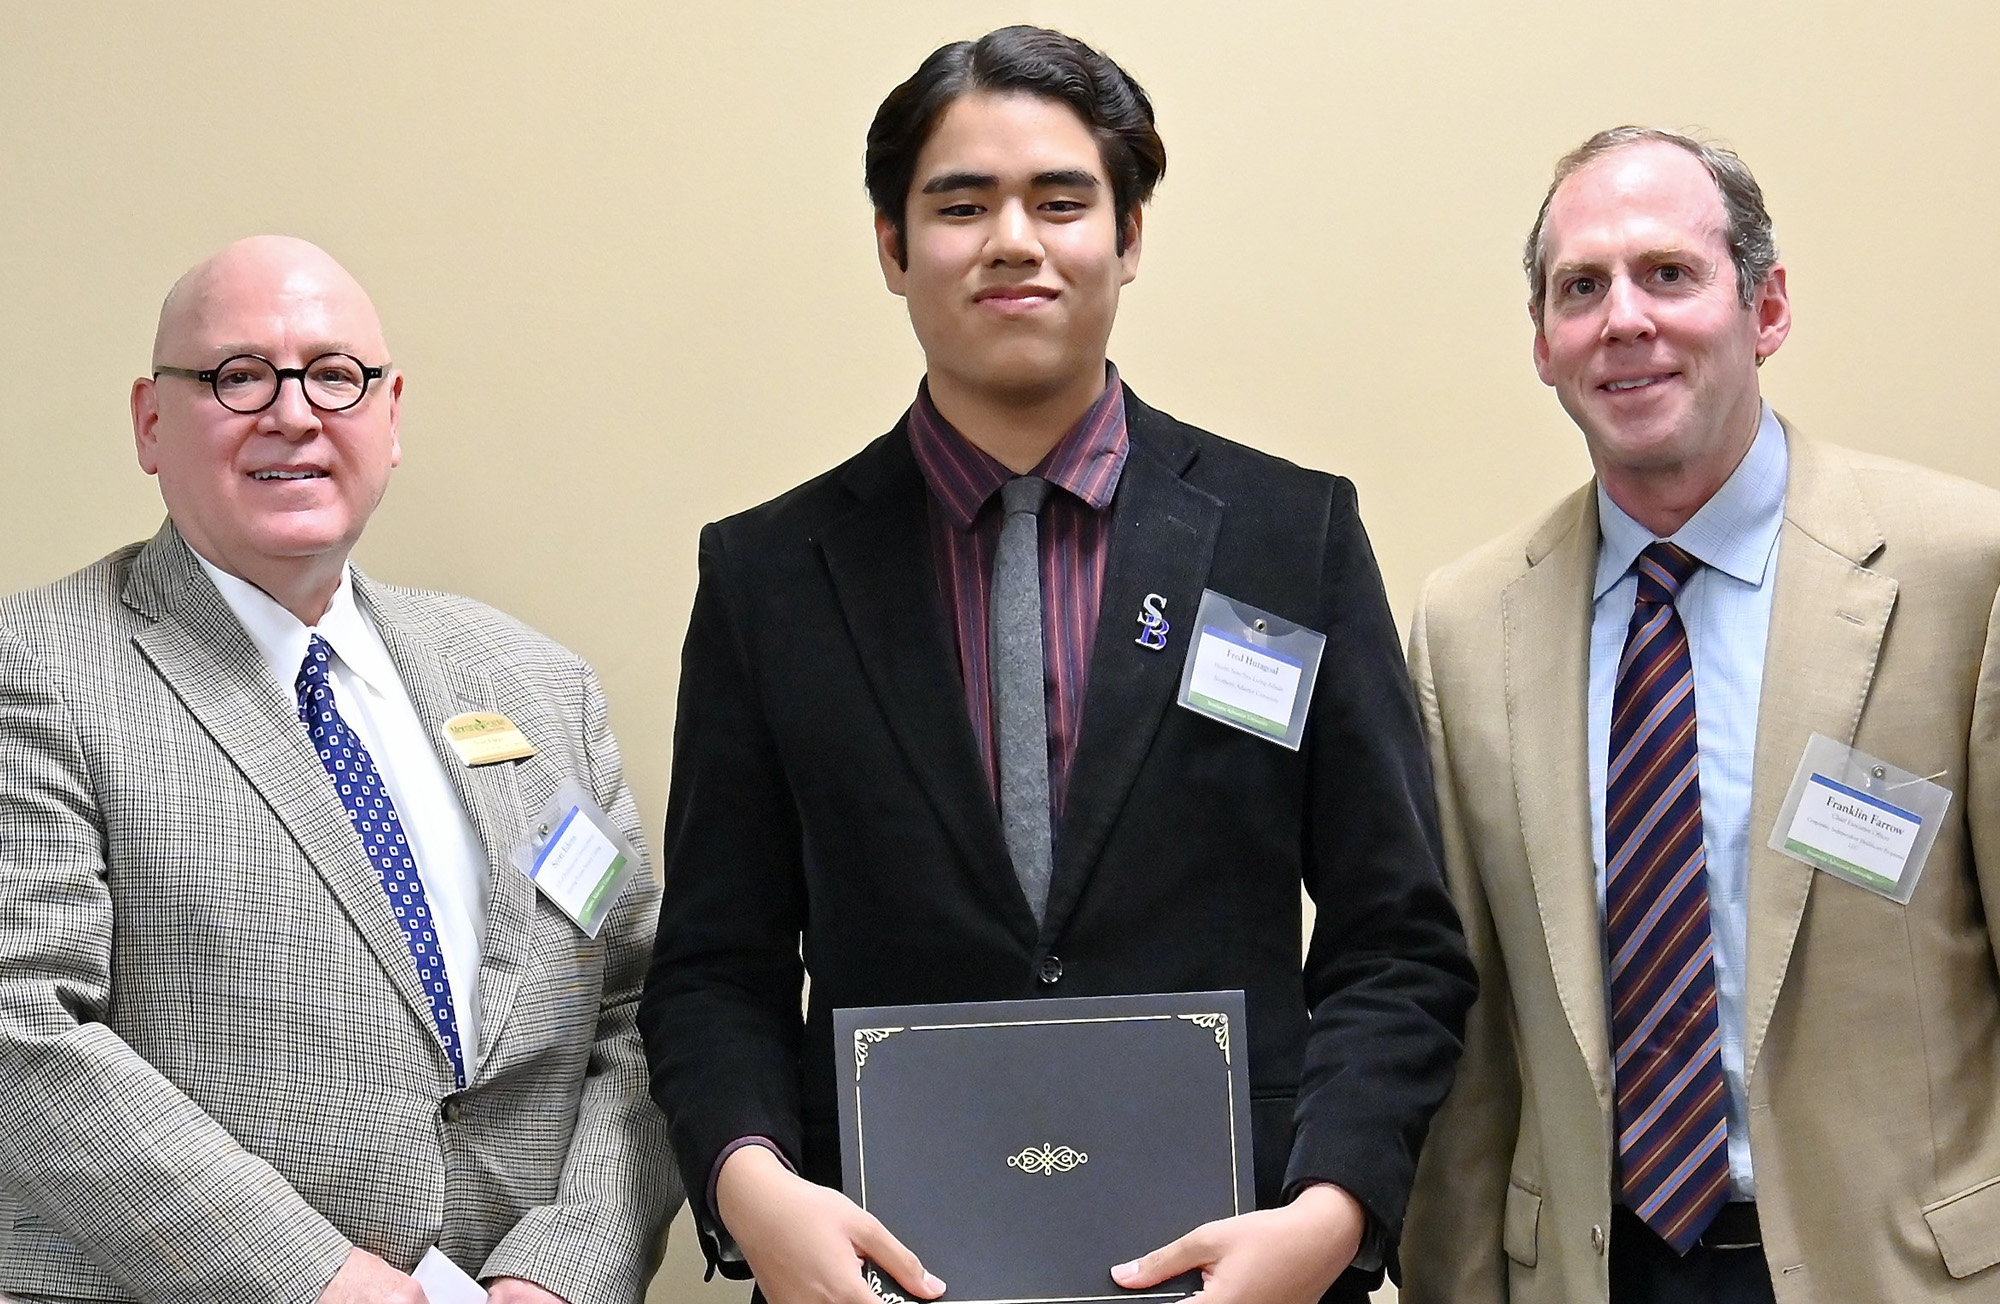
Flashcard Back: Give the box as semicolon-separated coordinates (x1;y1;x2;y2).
153;353;389;414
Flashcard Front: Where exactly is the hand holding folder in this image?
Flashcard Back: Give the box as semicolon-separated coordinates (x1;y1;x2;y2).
1111;1182;1366;1304
717;1143;946;1304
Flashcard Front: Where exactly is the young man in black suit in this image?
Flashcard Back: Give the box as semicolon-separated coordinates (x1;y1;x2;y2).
641;26;1473;1304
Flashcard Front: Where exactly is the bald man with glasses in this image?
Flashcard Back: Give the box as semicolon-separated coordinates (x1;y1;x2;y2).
0;236;676;1304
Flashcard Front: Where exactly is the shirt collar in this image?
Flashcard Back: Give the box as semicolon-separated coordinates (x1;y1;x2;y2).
193;553;400;701
1593;403;1788;600
908;363;1131;532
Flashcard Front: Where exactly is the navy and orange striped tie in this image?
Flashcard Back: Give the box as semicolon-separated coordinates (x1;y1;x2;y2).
1606;541;1730;1254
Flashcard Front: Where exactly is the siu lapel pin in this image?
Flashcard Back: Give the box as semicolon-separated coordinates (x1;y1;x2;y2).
1134;593;1169;651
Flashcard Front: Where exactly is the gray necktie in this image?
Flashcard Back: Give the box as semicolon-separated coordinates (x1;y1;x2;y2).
990;475;1055;924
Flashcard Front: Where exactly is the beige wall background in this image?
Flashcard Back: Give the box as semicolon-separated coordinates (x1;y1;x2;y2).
4;2;1996;1300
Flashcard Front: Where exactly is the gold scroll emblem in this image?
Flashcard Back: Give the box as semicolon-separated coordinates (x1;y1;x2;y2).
1007;1143;1089;1175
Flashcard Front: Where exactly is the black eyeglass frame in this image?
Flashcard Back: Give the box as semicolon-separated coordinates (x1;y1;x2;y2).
153;352;391;414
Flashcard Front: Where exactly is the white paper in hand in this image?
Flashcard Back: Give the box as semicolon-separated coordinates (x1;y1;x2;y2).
414;1247;489;1303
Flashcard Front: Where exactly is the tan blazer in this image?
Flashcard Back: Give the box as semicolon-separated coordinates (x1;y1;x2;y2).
1400;428;2000;1303
0;524;676;1304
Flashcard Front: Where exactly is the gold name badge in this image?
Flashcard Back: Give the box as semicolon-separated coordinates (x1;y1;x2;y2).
442;711;538;767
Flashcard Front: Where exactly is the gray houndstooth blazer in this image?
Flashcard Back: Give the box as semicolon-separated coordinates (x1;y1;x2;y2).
0;523;677;1304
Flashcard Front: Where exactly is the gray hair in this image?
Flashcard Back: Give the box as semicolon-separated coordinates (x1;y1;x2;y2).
1524;127;1778;324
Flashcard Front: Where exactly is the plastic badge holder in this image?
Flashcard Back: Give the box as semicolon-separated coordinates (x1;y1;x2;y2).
1767;732;1951;905
1174;589;1327;752
508;778;641;936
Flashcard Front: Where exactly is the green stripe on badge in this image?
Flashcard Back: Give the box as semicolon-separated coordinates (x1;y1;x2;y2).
1188;691;1287;739
580;852;627;923
1783;839;1896;891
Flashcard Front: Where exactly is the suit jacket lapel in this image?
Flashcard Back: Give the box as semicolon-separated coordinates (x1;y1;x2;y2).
1042;405;1220;939
1502;487;1614;1099
818;429;1025;928
1741;427;1893;1082
361;576;541;1080
122;526;443;1048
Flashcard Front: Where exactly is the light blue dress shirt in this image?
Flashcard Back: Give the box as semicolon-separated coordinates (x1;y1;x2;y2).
1589;404;1786;1199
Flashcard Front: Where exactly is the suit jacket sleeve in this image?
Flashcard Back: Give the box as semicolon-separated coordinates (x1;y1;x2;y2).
639;523;809;1271
1965;582;2000;1028
1287;485;1476;1237
0;624;353;1304
1396;575;1519;1303
478;662;682;1304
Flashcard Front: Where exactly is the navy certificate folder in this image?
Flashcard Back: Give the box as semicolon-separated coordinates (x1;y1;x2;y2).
833;990;1253;1304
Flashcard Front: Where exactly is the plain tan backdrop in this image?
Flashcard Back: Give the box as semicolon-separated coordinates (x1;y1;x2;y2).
4;2;1997;1301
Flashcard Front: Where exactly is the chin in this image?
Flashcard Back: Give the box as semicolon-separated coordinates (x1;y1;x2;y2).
986;348;1095;395
1600;437;1703;477
1589;409;1695;455
247;521;359;562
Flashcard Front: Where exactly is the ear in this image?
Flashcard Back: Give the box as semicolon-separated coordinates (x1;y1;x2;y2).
875;212;908;296
1751;263;1791;365
1530;305;1556;387
132;376;163;475
1118;207;1144;285
385;370;404;468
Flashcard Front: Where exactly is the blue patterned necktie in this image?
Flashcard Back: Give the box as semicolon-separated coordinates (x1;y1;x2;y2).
1606;542;1729;1253
296;634;465;1087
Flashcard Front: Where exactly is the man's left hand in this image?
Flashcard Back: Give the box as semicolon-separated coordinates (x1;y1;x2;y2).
1110;1184;1367;1304
486;1279;568;1304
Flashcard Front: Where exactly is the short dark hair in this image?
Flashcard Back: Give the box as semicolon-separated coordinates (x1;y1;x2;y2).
865;25;1166;267
1525;127;1779;326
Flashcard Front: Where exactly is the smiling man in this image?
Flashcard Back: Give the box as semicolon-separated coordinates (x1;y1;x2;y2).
0;236;676;1304
1400;129;2000;1304
640;25;1472;1304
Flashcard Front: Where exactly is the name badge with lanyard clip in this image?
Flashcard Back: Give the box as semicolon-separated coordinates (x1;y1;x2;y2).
1767;732;1952;904
510;778;641;937
1175;589;1327;751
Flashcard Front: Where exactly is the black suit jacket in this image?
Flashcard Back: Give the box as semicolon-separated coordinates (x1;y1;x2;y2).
640;392;1474;1297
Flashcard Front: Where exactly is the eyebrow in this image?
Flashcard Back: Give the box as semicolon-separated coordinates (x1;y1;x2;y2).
918;168;1103;195
1031;169;1101;190
1552;246;1703;280
921;171;995;195
205;341;368;359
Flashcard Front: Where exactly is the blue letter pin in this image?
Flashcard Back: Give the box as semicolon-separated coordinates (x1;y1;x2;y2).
1134;593;1169;650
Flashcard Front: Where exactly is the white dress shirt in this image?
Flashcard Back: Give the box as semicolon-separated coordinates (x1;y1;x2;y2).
1588;403;1787;1199
197;555;487;1069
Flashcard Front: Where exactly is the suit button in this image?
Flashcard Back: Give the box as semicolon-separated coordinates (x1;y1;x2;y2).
1591;1223;1605;1254
1039;956;1063;985
441;1098;463;1124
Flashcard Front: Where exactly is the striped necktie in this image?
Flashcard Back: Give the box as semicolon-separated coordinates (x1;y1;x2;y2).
1606;541;1729;1253
296;635;466;1087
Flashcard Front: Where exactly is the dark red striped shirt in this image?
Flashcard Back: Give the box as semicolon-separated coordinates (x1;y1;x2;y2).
908;369;1130;822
